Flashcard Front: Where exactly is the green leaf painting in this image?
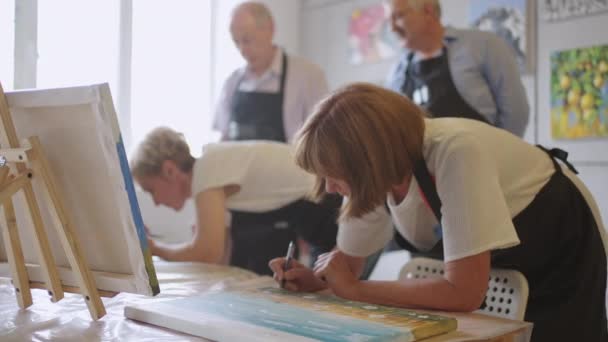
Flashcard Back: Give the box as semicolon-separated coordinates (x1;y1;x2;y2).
550;44;608;139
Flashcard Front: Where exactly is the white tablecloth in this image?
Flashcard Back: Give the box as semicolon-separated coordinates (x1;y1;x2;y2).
0;261;531;342
0;261;273;341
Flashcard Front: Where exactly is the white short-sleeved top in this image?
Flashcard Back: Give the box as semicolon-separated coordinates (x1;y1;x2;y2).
338;118;556;262
190;141;315;212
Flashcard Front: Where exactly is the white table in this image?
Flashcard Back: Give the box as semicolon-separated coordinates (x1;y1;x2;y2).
0;261;532;342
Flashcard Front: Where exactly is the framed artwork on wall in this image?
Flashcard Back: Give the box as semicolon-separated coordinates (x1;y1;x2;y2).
469;0;533;73
550;44;608;139
540;0;608;21
348;2;400;65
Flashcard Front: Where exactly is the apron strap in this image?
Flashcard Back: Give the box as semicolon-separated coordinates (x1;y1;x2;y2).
278;51;288;93
413;158;442;221
384;158;442;221
536;145;579;174
234;50;288;93
400;52;417;96
387;158;443;256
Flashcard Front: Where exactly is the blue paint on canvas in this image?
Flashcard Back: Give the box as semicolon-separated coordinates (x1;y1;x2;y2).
116;135;160;295
174;292;410;341
116;136;146;247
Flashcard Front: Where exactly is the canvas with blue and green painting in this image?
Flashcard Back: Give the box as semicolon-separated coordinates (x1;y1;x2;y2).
125;287;457;341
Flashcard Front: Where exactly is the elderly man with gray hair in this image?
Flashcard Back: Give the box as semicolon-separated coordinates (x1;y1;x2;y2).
386;0;529;137
213;1;329;143
212;2;333;272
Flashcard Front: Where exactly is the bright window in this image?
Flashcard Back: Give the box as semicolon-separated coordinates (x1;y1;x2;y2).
7;0;241;157
131;0;216;156
37;0;120;95
0;0;15;91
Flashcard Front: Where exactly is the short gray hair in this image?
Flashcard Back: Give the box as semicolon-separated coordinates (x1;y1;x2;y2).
130;127;195;179
409;0;441;18
233;1;274;28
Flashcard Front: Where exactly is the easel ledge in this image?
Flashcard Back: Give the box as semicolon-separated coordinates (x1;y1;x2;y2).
0;277;118;298
29;280;118;298
0;83;107;320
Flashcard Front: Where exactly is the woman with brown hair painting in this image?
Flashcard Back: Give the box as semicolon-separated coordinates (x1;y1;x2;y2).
269;83;607;341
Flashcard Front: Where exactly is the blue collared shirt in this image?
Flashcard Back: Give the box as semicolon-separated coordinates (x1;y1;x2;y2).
386;27;529;137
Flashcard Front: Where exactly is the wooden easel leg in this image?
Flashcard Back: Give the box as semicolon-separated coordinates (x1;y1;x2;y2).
1;199;33;309
0;166;64;302
21;182;65;302
27;137;106;320
0;167;8;185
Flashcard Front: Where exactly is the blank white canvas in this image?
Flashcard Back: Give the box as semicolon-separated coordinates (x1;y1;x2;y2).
0;83;158;295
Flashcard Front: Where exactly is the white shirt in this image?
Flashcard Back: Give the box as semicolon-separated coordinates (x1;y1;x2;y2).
338;118;556;262
213;47;329;143
191;141;315;212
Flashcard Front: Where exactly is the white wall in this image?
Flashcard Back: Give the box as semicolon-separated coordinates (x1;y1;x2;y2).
301;0;395;87
134;192;193;244
536;11;608;222
300;0;607;225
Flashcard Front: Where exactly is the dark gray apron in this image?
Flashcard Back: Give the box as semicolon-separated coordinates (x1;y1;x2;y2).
228;51;287;142
229;195;341;276
226;51;326;276
401;47;489;124
392;147;607;341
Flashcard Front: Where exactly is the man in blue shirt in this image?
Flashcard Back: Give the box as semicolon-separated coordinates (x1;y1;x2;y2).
386;0;529;137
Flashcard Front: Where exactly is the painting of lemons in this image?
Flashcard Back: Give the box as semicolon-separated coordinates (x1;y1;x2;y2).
551;44;608;139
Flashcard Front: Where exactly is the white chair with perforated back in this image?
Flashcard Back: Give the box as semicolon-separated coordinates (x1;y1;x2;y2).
399;257;529;321
367;250;411;281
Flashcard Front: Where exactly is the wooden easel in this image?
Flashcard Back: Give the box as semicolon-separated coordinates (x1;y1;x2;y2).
0;83;106;320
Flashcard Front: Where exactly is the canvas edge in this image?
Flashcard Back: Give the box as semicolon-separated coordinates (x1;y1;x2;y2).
96;83;160;296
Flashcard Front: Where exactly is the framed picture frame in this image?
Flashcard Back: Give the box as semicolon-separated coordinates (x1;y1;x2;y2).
469;0;536;74
540;0;608;22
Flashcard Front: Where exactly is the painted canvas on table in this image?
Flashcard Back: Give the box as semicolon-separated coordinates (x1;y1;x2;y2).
541;0;608;21
550;44;608;139
348;2;400;65
126;287;457;341
469;0;528;73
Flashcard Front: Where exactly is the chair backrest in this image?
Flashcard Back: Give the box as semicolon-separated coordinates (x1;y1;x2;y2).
367;250;411;281
399;257;529;321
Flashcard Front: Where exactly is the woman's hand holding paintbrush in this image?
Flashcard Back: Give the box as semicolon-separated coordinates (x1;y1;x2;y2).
268;244;327;292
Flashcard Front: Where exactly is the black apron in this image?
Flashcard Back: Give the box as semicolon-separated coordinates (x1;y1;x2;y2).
228;51;287;142
226;51;317;276
392;147;608;341
229;194;341;276
401;47;489;124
